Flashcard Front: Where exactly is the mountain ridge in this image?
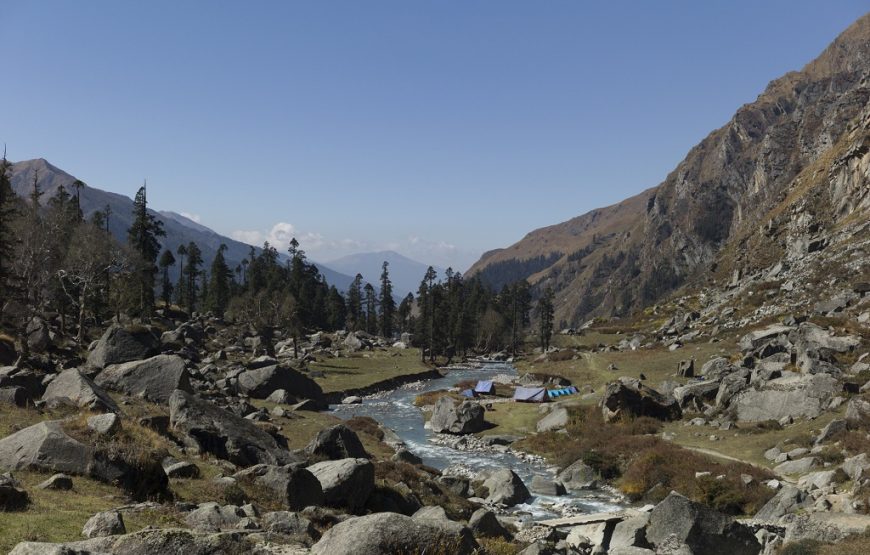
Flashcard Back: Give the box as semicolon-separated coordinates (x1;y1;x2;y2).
468;12;870;326
6;158;357;291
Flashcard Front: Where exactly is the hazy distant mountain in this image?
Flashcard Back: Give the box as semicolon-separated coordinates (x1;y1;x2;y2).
7;159;356;291
325;251;445;298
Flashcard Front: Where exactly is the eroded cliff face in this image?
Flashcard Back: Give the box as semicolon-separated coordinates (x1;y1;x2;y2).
470;14;870;326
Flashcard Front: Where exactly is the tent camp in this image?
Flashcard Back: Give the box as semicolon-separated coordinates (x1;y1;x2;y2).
461;389;476;398
547;386;578;399
474;380;495;395
513;386;547;403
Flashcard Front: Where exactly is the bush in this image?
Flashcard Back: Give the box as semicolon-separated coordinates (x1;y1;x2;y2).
515;405;774;515
779;539;822;555
345;416;384;441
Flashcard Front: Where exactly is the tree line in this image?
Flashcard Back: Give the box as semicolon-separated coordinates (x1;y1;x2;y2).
0;154;554;357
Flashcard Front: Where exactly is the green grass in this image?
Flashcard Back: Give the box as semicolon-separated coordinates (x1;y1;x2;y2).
309;348;431;393
479;401;564;436
663;408;843;469
516;338;737;397
0;470;188;552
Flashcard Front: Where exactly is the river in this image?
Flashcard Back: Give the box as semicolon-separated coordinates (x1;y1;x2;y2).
329;361;625;522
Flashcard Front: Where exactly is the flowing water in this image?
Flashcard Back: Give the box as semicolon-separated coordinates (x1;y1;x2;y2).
330;362;625;522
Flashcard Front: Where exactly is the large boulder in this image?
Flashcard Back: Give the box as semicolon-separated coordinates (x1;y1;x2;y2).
310;512;478;555
700;357;738;380
10;527;257;555
483;468;531;507
168;389;298;467
739;325;793;353
672;380;719;410
96;355;192;405
755;485;808;520
468;508;512;540
82;510;126;538
558;459;598;491
429;396;486;434
25;316;51;352
41;369;119;413
0;421;167;498
536;406;569;432
0;474;29;511
233;463;324;510
600;378;681;423
734;374;839;422
87;324;160;369
237;364;323;402
845;396;870;425
307;457;374;511
646;492;760;555
0;337;16;365
305;424;369;460
184;502;246;532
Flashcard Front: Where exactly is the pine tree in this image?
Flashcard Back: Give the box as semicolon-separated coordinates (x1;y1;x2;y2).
363;283;377;335
175;244;187;306
207;243;232;318
327;285;347;330
158;249;176;307
416;267;437;362
183;242;203;314
126;184;165;314
0;149;17;297
347;273;363;330
379;261;396;338
397;293;414;334
536;287;555;352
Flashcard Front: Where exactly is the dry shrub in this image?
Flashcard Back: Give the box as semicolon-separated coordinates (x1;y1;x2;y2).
63;414;170;501
413;390;462;407
345;416;385;441
373;461;474;520
516;405;773;515
546;350;577;362
478;537;521;554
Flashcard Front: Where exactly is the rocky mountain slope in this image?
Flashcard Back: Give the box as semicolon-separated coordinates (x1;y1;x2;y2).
7;159;355;290
469;13;870;327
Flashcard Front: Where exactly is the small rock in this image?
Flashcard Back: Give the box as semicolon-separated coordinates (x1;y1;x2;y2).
37;474;73;490
82;510;126;538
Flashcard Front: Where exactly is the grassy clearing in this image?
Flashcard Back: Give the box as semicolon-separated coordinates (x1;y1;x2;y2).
0;470;186;553
309;348;430;393
479;401;558;437
663;409;843;469
516;338;736;396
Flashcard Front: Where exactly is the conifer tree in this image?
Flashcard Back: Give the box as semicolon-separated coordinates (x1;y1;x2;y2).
207;243;232;318
158;249;176;307
379;261;396;338
126;184;165;314
0;150;16;297
183;242;203;314
536;287;555;352
347;273;363;330
397;293;414;334
363;282;377;335
175;244;187;306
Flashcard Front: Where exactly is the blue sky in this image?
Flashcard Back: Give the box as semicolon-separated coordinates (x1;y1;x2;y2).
1;2;867;271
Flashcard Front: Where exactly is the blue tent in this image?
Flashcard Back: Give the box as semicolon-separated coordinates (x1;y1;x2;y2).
475;380;495;394
461;389;476;398
513;386;547;402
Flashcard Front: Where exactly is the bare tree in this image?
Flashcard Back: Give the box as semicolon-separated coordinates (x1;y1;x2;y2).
58;223;130;342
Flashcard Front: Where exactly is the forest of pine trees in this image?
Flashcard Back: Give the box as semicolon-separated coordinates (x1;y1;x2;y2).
0;154;547;358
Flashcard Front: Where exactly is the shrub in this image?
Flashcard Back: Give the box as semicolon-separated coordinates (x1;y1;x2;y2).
780;539;822;555
345;416;384;441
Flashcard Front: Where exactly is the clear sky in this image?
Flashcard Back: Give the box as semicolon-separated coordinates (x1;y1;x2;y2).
2;2;867;271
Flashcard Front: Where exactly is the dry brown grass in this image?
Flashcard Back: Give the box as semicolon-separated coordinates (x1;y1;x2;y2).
515;406;774;515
